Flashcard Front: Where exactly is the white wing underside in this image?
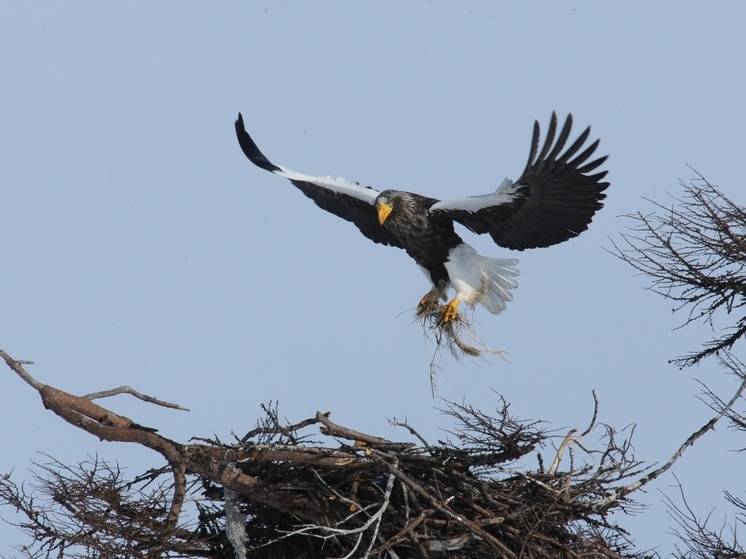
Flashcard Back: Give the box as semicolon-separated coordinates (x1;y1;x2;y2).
429;178;519;213
273;165;380;205
271;167;519;215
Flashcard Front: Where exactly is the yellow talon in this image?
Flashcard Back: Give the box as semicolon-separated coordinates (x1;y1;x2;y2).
440;298;461;324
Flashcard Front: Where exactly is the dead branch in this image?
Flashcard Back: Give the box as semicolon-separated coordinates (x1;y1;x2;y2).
83;385;189;411
316;411;416;451
610;171;746;367
694;353;746;438
665;474;745;559
389;417;432;452
0;350;44;391
591;374;746;512
241;405;320;443
547;429;578;475
582;390;600;437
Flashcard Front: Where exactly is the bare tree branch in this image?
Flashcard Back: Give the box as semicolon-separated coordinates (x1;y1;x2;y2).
83;385;189;411
592;373;746;511
0;350;45;391
610;171;746;367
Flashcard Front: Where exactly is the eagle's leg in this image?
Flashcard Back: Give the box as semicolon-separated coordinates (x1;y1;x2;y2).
416;288;442;316
439;297;461;324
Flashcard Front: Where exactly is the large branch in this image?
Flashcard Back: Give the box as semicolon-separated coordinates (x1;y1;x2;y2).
1;350;188;533
0;349;362;524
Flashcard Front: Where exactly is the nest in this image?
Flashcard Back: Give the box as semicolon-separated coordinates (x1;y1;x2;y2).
1;399;646;559
7;349;734;558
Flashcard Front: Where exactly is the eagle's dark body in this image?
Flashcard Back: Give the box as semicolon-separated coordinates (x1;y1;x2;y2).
375;190;462;288
234;112;609;318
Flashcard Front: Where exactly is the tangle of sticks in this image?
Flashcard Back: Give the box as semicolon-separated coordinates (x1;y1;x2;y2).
3;350;744;558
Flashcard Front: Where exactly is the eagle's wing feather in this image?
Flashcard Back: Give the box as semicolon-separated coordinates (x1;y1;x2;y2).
429;113;609;250
235;113;403;248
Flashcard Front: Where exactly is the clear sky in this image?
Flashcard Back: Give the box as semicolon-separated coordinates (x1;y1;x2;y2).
1;2;745;554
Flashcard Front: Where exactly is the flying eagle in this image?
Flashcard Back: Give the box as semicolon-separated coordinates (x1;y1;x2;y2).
235;112;608;323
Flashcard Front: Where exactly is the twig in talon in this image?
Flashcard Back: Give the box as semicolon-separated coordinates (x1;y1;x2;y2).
417;301;506;364
416;302;484;358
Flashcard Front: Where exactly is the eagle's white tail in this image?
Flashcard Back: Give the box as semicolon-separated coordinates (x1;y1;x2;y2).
477;254;519;314
444;243;520;315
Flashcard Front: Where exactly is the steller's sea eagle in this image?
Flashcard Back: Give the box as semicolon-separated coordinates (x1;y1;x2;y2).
235;112;608;324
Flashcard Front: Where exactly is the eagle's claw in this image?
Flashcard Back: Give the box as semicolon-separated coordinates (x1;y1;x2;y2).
439;298;461;325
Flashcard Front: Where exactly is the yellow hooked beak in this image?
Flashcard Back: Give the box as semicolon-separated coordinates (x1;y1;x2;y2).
377;202;393;225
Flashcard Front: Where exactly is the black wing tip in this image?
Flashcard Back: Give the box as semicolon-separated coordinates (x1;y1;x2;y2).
534;113;606;171
235;112;248;135
549;111;574;127
234;112;281;173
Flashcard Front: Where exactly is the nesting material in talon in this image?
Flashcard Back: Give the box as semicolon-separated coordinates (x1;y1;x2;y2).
416;300;486;359
417;288;442;316
416;302;507;395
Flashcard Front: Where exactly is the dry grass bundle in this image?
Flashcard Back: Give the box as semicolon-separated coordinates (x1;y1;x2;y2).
416;299;484;358
415;301;506;394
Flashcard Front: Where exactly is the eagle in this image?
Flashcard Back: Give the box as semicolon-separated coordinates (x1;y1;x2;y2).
235;112;608;324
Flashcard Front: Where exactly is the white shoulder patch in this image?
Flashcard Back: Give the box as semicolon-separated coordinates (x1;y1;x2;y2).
273;165;380;205
430;178;519;213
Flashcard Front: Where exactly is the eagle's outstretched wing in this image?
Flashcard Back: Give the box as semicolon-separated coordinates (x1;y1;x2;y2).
429;113;609;250
235;113;403;248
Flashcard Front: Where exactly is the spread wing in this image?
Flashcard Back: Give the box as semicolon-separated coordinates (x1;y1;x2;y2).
429;113;609;250
235;113;403;248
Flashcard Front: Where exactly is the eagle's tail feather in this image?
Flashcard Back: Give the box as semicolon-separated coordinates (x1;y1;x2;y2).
478;255;519;315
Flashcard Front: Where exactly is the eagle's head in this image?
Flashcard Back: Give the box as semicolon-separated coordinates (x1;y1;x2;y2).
375;190;417;227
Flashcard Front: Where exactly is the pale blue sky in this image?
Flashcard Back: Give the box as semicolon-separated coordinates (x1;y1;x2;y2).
2;2;745;554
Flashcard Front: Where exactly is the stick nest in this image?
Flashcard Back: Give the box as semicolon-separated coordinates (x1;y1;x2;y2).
1;400;648;559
